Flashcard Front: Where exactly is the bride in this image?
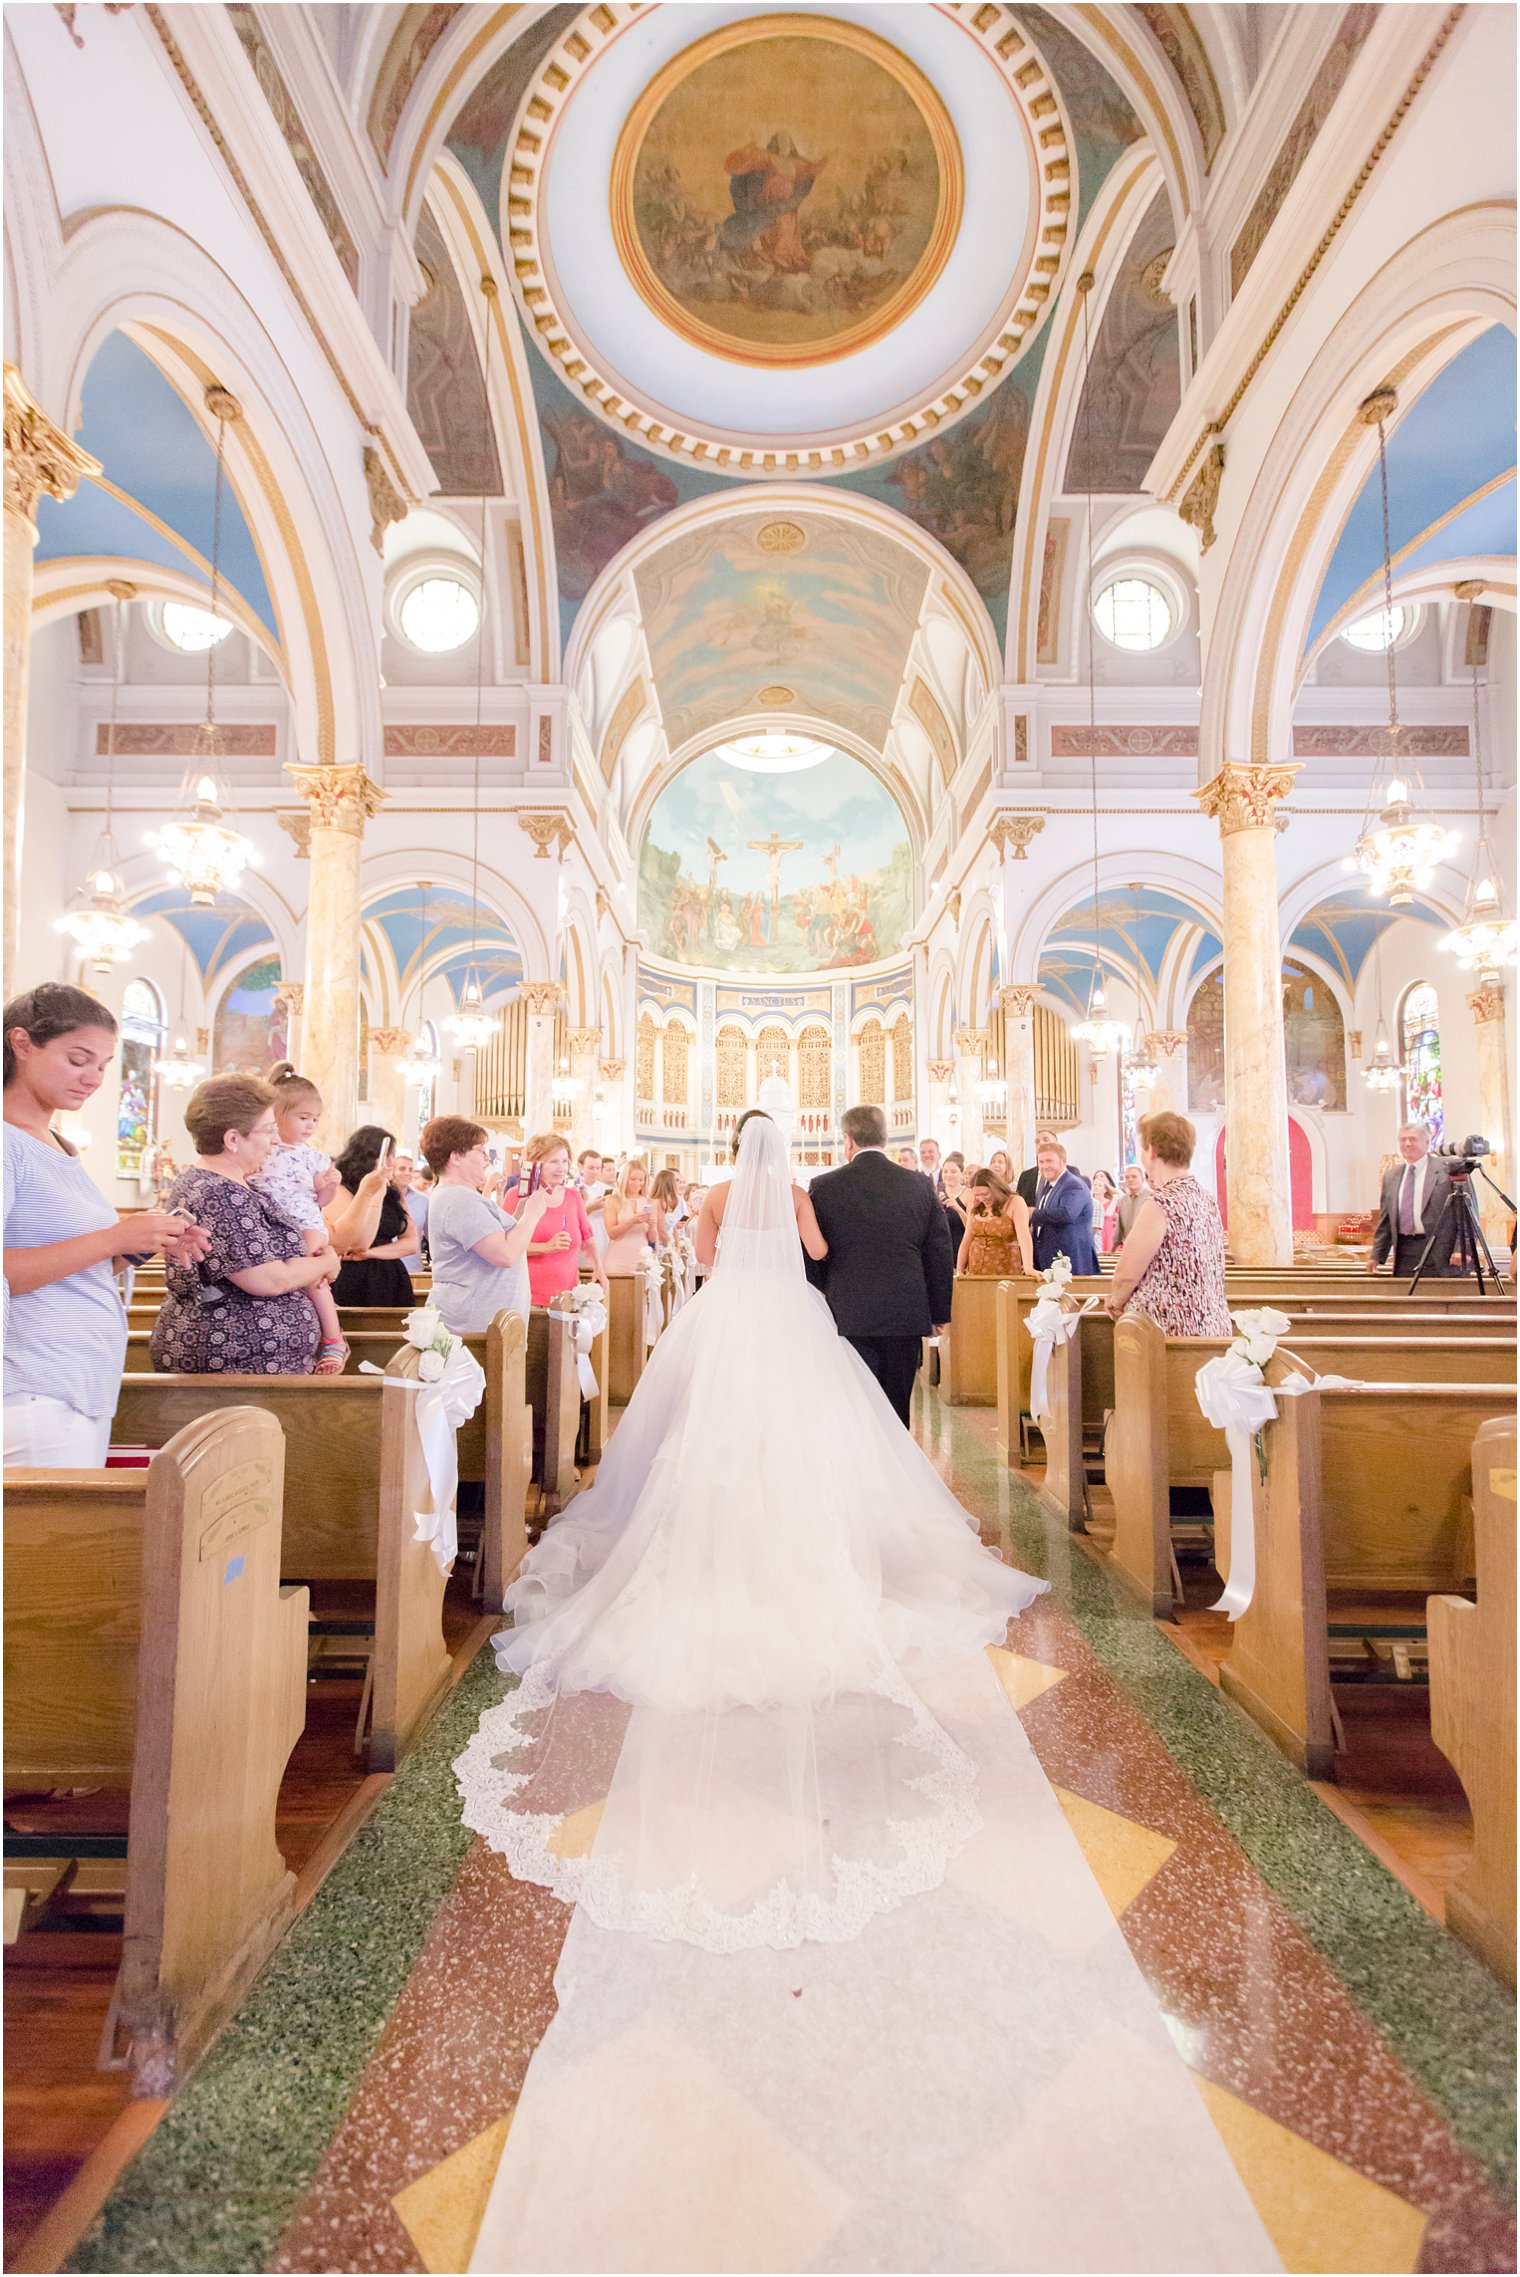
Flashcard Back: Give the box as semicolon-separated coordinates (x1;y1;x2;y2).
455;1108;1047;1951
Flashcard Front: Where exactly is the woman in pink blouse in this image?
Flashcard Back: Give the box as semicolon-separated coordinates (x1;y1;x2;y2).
516;1133;607;1309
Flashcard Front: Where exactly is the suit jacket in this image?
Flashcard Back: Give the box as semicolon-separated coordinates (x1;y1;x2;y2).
1028;1167;1100;1275
1113;1190;1145;1246
806;1149;954;1337
1016;1159;1084;1206
1371;1155;1459;1269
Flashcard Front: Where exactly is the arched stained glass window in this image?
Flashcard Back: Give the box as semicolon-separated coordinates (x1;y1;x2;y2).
1400;981;1444;1140
118;978;164;1180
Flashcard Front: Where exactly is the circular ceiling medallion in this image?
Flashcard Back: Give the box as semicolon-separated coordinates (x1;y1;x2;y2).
755;520;807;553
756;684;797;705
508;2;1072;476
610;15;963;371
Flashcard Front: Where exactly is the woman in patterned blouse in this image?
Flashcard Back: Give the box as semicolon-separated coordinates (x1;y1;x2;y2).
1105;1110;1229;1336
149;1075;343;1375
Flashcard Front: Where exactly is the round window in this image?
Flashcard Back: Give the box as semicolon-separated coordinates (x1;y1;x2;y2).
396;575;480;655
158;602;233;653
1093;577;1175;653
1342;605;1412;653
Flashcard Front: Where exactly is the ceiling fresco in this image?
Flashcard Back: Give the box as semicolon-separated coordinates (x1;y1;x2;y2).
135;888;274;982
632;511;930;751
408;206;502;497
361;883;523;1005
1284;896;1444;991
1065;189;1181;494
639;746;911;973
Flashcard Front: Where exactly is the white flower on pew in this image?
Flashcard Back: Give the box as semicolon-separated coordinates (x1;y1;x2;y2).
1227;1306;1294;1368
417;1347;447;1384
1040;1254;1074;1289
402;1305;446;1351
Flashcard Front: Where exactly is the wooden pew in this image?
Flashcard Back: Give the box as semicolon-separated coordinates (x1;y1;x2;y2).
113;1356;450;1770
606;1273;650;1407
942;1276;1000;1405
1219;1372;1515;1780
995;1275;1513;1464
1429;1417;1516;1984
1103;1317;1516;1618
1038;1306;1509;1531
5;1408;306;2091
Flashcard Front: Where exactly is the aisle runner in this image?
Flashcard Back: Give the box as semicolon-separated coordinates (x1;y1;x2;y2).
469;1651;1280;2274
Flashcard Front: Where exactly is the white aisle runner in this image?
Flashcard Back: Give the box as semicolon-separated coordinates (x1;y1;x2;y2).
468;1651;1279;2274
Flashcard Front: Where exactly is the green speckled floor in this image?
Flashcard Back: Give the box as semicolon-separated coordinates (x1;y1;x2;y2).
69;1398;1515;2274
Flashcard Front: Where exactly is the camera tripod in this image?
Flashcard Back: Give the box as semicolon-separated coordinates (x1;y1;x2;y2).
1408;1164;1514;1295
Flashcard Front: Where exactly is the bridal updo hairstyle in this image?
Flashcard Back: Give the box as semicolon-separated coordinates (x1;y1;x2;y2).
732;1107;772;1158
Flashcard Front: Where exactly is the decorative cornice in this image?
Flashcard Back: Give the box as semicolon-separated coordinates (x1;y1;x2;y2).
1468;982;1506;1025
988;812;1046;861
1194;760;1300;835
518;811;573;861
285;762;388;835
520;981;562;1018
363;446;407;555
502;2;1073;476
276;810;311;859
1001;985;1038;1018
97;722;277;757
1179;441;1224;551
4;366;100;527
227;6;360;290
382;724;517;758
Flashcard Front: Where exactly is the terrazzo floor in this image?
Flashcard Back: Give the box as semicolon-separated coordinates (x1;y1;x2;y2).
48;1395;1520;2273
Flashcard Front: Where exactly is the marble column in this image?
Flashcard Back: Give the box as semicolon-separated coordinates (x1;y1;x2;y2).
1001;986;1037;1173
1143;1030;1189;1119
286;764;387;1149
953;1026;987;1167
1467;981;1513;1242
520;981;561;1138
4;368;99;996
366;1028;410;1147
1195;762;1298;1263
566;1026;602;1155
925;1060;956;1151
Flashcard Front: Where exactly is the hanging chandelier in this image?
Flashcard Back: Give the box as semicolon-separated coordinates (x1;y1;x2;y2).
399;883;445;1084
974;1059;1007;1112
147;387;258;905
445;279;500;1055
1441;586;1516;979
1070;275;1129;1070
1362;931;1401;1094
1126;1038;1159;1091
153;933;205;1090
552;1054;582;1113
1350;388;1457;906
58;582;150;973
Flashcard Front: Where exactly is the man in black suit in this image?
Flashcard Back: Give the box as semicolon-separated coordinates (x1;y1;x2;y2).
1016;1130;1085;1204
807;1104;954;1427
1369;1121;1462;1275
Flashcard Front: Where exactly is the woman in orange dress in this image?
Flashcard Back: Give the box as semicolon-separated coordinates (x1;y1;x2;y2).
956;1168;1022;1277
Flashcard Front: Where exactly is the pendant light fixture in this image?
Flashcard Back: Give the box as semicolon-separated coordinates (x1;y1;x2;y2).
1069;273;1129;1066
1362;926;1401;1094
1350;389;1458;905
1121;882;1158;1091
147;386;259;905
153;928;205;1090
445;277;499;1053
399;880;444;1089
1441;585;1516;980
58;580;150;972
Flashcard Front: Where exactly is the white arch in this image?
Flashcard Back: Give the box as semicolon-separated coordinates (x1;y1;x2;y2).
1007;850;1224;981
356;845;550;977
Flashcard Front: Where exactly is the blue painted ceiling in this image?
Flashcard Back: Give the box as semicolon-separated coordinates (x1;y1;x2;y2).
135;888;274;983
34;332;278;638
1285;896;1444;990
361;885;523;1007
1308;325;1517;649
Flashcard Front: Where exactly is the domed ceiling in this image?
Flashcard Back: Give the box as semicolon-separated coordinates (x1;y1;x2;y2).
438;1;1165;650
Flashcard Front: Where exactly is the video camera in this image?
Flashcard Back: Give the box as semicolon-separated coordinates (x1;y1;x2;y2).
1431;1134;1492;1178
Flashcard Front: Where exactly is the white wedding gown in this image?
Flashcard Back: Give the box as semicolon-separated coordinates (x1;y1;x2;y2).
455;1114;1048;1950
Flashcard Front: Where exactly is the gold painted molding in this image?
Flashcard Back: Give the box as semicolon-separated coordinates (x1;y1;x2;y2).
1194;760;1300;835
4;366;100;525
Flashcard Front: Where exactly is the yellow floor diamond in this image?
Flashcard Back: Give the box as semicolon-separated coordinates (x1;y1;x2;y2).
546;1799;604;1858
1195;2077;1428;2274
392;2112;513;2275
986;1643;1068;1711
1050;1785;1177;1916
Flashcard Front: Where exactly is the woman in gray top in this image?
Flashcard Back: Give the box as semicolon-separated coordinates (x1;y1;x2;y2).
419;1114;549;1333
3;982;210;1466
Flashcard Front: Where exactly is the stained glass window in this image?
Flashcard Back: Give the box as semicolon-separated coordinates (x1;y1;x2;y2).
117;978;164;1180
1400;981;1444;1140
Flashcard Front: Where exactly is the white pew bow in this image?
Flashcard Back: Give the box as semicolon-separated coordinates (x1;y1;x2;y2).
1024;1291;1101;1423
359;1337;486;1574
1196;1318;1357;1618
561;1296;608;1399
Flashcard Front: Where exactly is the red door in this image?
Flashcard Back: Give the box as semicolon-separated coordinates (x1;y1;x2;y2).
1215;1118;1314;1229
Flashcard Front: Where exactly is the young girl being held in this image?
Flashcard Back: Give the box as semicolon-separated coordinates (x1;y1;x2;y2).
249;1062;348;1373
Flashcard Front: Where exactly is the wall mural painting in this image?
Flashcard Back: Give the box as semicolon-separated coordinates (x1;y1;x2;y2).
633;513;928;751
1187;964;1347;1114
1065;191;1181;494
213;955;289;1075
408;207;503;497
639;747;910;974
613;17;962;367
543;405;681;602
1187;971;1225;1114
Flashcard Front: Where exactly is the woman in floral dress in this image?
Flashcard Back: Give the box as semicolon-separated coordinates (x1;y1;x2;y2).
1105;1111;1229;1335
150;1075;341;1375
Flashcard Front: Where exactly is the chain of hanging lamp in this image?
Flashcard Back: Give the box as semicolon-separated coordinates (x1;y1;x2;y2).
153;927;205;1089
444;280;500;1051
1440;589;1516;979
1350;389;1457;906
57;582;150;971
1070;272;1129;1066
146;388;260;904
399;878;444;1087
1362;924;1401;1093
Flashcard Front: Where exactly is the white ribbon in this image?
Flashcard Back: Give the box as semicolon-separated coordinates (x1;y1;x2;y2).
1195;1353;1358;1618
1024;1293;1101;1423
360;1341;485;1573
641;1261;662;1348
562;1298;607;1400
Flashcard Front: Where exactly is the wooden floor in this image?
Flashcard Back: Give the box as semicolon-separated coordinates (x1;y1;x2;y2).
3;1575;489;2269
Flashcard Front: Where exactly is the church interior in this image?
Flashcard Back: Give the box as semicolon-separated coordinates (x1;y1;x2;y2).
2;2;1516;2270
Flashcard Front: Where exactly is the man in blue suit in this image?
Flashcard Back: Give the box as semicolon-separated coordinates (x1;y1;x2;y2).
1018;1139;1100;1275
